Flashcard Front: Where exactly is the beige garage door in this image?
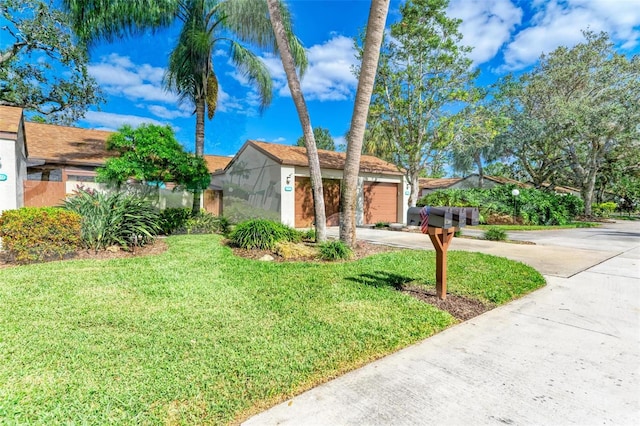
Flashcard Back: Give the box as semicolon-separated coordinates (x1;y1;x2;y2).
295;177;341;228
363;182;398;224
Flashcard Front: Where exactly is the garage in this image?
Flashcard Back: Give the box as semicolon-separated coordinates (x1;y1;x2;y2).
295;177;341;228
363;182;398;224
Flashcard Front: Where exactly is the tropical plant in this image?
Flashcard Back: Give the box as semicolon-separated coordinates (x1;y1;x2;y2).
180;211;230;234
158;207;192;235
340;0;390;248
65;0;306;213
318;240;352;261
0;0;103;123
63;189;160;251
483;227;507;241
230;218;298;250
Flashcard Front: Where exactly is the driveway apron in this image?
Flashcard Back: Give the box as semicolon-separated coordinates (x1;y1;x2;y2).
244;221;640;425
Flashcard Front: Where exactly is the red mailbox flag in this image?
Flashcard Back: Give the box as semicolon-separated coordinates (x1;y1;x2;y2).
420;206;430;234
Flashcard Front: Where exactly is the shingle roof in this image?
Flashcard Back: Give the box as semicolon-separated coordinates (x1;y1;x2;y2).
203;155;232;173
0;106;24;134
418;177;462;189
246;140;403;175
24;122;114;166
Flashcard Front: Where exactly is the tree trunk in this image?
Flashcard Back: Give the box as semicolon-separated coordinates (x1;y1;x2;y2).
475;153;484;188
339;0;390;247
583;167;598;217
267;0;327;241
192;96;206;214
407;171;420;207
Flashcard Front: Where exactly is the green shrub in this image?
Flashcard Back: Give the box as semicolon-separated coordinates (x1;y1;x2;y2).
417;186;584;226
179;212;230;235
299;228;316;242
0;207;81;263
374;222;389;229
592;202;617;218
483;227;507;241
230;219;298;250
318;240;352;261
158;208;191;235
63;189;160;251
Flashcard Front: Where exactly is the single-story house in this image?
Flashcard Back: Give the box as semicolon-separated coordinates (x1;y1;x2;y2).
211;140;408;227
418;177;462;197
0;105;231;213
419;173;584;198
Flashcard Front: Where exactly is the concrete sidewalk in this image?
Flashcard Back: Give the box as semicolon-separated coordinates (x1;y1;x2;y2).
244;222;640;425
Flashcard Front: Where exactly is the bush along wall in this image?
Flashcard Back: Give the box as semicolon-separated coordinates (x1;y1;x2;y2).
417;185;584;225
0;207;82;263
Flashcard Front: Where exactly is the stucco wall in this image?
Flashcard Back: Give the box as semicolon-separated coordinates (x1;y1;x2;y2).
0;129;26;214
220;145;282;223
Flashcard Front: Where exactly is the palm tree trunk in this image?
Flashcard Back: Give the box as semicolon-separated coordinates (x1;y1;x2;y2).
267;0;327;241
339;0;390;247
192;96;206;214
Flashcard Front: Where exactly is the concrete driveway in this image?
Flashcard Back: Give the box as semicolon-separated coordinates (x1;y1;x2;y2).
244;221;640;425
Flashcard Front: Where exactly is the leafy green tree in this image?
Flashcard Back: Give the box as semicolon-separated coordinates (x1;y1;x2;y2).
296;127;335;151
495;31;640;216
0;0;103;124
358;0;479;207
97;124;210;210
450;103;509;186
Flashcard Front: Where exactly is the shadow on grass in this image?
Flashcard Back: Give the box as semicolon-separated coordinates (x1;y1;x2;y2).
346;271;419;290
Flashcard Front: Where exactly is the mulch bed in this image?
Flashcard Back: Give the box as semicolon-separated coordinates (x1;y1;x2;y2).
400;285;492;321
0;238;169;269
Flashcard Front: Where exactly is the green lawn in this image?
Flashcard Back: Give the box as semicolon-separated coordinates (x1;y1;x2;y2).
472;222;600;231
0;234;544;424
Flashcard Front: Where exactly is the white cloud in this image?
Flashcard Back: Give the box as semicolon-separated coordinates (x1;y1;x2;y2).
147;104;192;120
88;53;177;104
333;136;347;152
262;35;358;102
500;0;640;70
82;111;165;131
447;0;523;66
272;137;286;143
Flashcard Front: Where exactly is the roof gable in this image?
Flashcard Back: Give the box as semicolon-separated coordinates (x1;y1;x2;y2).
418;177;462;189
203;155;232;173
0;106;24;135
24;122;114;166
246;140;403;175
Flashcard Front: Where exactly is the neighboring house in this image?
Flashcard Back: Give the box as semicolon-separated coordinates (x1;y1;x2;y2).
211;140;408;227
420;173;584;198
0;106;27;214
0;106;231;212
418;177;462;197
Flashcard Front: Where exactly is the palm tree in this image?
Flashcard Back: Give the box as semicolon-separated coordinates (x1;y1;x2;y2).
339;0;390;247
64;0;307;211
266;0;326;242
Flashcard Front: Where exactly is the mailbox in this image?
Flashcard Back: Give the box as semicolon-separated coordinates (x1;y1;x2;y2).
440;207;467;228
407;206;453;231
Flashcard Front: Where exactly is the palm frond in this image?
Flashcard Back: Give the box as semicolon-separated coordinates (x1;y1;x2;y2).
229;41;273;111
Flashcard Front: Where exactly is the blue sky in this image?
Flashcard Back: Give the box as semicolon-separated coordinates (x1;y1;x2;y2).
76;0;640;156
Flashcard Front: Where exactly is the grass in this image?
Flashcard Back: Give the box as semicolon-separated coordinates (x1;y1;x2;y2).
0;234;545;424
472;222;600;231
